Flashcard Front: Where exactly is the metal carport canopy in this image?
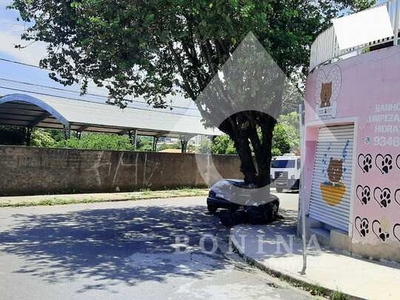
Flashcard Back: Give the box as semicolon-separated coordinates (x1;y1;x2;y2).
0;93;222;138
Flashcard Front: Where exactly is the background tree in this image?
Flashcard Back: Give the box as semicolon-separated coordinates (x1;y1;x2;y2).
208;112;300;156
0;126;25;145
10;0;374;186
157;141;181;152
31;129;57;147
211;135;237;155
135;136;154;151
196;138;212;154
272;112;300;156
57;133;135;151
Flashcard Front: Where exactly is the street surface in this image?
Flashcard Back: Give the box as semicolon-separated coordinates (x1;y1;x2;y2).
0;193;311;300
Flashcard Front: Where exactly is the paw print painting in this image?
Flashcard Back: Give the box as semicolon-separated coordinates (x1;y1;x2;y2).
395;189;400;208
375;154;393;174
396;154;400;170
355;216;369;238
372;220;390;242
358;154;373;173
356;185;371;205
393;224;400;242
373;187;391;208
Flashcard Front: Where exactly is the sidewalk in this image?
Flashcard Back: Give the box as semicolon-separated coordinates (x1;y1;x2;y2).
230;210;400;300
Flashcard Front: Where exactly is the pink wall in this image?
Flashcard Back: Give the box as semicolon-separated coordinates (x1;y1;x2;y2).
304;46;400;245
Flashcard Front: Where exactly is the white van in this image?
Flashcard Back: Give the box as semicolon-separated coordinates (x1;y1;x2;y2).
270;154;301;193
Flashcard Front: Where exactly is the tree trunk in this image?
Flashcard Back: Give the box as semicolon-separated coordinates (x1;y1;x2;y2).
222;113;276;188
256;121;275;187
232;131;257;184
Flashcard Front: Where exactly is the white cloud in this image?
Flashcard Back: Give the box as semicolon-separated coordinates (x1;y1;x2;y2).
0;0;13;7
0;31;47;66
0;9;198;113
0;18;27;34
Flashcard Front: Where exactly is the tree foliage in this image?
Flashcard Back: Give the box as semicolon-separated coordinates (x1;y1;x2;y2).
0;126;25;145
211;135;237;155
57;133;135;151
31;129;57;147
210;112;300;156
272;112;300;156
10;0;374;185
196;138;212;154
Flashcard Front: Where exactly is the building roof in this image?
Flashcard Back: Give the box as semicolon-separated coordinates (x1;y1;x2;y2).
0;93;221;138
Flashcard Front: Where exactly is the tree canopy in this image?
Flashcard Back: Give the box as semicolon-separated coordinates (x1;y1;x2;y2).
10;0;375;185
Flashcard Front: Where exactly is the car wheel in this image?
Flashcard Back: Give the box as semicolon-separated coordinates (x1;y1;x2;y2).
228;206;238;213
267;201;279;221
246;206;266;224
276;188;283;193
207;205;217;213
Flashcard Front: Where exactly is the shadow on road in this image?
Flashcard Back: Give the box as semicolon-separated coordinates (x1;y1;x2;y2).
0;204;231;292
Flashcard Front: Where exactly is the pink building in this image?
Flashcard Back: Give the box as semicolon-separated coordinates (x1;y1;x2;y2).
301;2;400;262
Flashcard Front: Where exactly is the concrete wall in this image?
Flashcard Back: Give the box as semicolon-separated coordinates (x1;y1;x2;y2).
0;146;243;196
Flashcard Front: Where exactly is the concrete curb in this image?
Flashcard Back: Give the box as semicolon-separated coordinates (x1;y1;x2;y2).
0;191;208;208
229;227;366;300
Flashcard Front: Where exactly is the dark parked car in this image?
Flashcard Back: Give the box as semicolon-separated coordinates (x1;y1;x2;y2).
207;179;280;223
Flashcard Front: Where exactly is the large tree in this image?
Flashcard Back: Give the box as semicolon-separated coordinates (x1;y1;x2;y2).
10;0;374;186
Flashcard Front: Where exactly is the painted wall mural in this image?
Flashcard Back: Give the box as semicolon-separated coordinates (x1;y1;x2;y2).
314;65;342;120
320;141;350;206
375;154;393;174
356;185;371;205
358;154;373;173
354;151;400;244
304;47;400;251
393;224;400;242
372;219;390;242
355;216;369;237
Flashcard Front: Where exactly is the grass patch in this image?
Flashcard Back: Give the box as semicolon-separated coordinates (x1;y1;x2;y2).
309;284;325;297
331;289;347;300
0;188;208;208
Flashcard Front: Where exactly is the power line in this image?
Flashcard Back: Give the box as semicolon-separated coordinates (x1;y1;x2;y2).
0;85;201;118
0;76;198;112
0;57;43;70
0;57;198;112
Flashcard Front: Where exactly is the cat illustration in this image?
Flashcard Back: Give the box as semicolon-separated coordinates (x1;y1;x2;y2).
320;82;332;108
327;157;343;184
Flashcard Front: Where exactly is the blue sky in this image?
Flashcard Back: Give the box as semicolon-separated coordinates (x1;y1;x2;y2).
0;0;199;116
0;0;388;115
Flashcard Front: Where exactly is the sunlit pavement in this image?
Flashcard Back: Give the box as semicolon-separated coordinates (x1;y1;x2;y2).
0;196;312;300
232;193;400;300
270;188;299;211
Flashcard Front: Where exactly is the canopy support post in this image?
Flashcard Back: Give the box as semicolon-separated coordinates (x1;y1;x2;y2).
152;136;158;152
180;135;189;153
63;124;71;140
128;129;138;150
25;127;32;146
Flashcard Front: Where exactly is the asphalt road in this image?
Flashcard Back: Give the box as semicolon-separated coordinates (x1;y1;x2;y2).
0;195;311;300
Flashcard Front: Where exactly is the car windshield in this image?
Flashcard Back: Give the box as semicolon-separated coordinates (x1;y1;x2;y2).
271;159;295;168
